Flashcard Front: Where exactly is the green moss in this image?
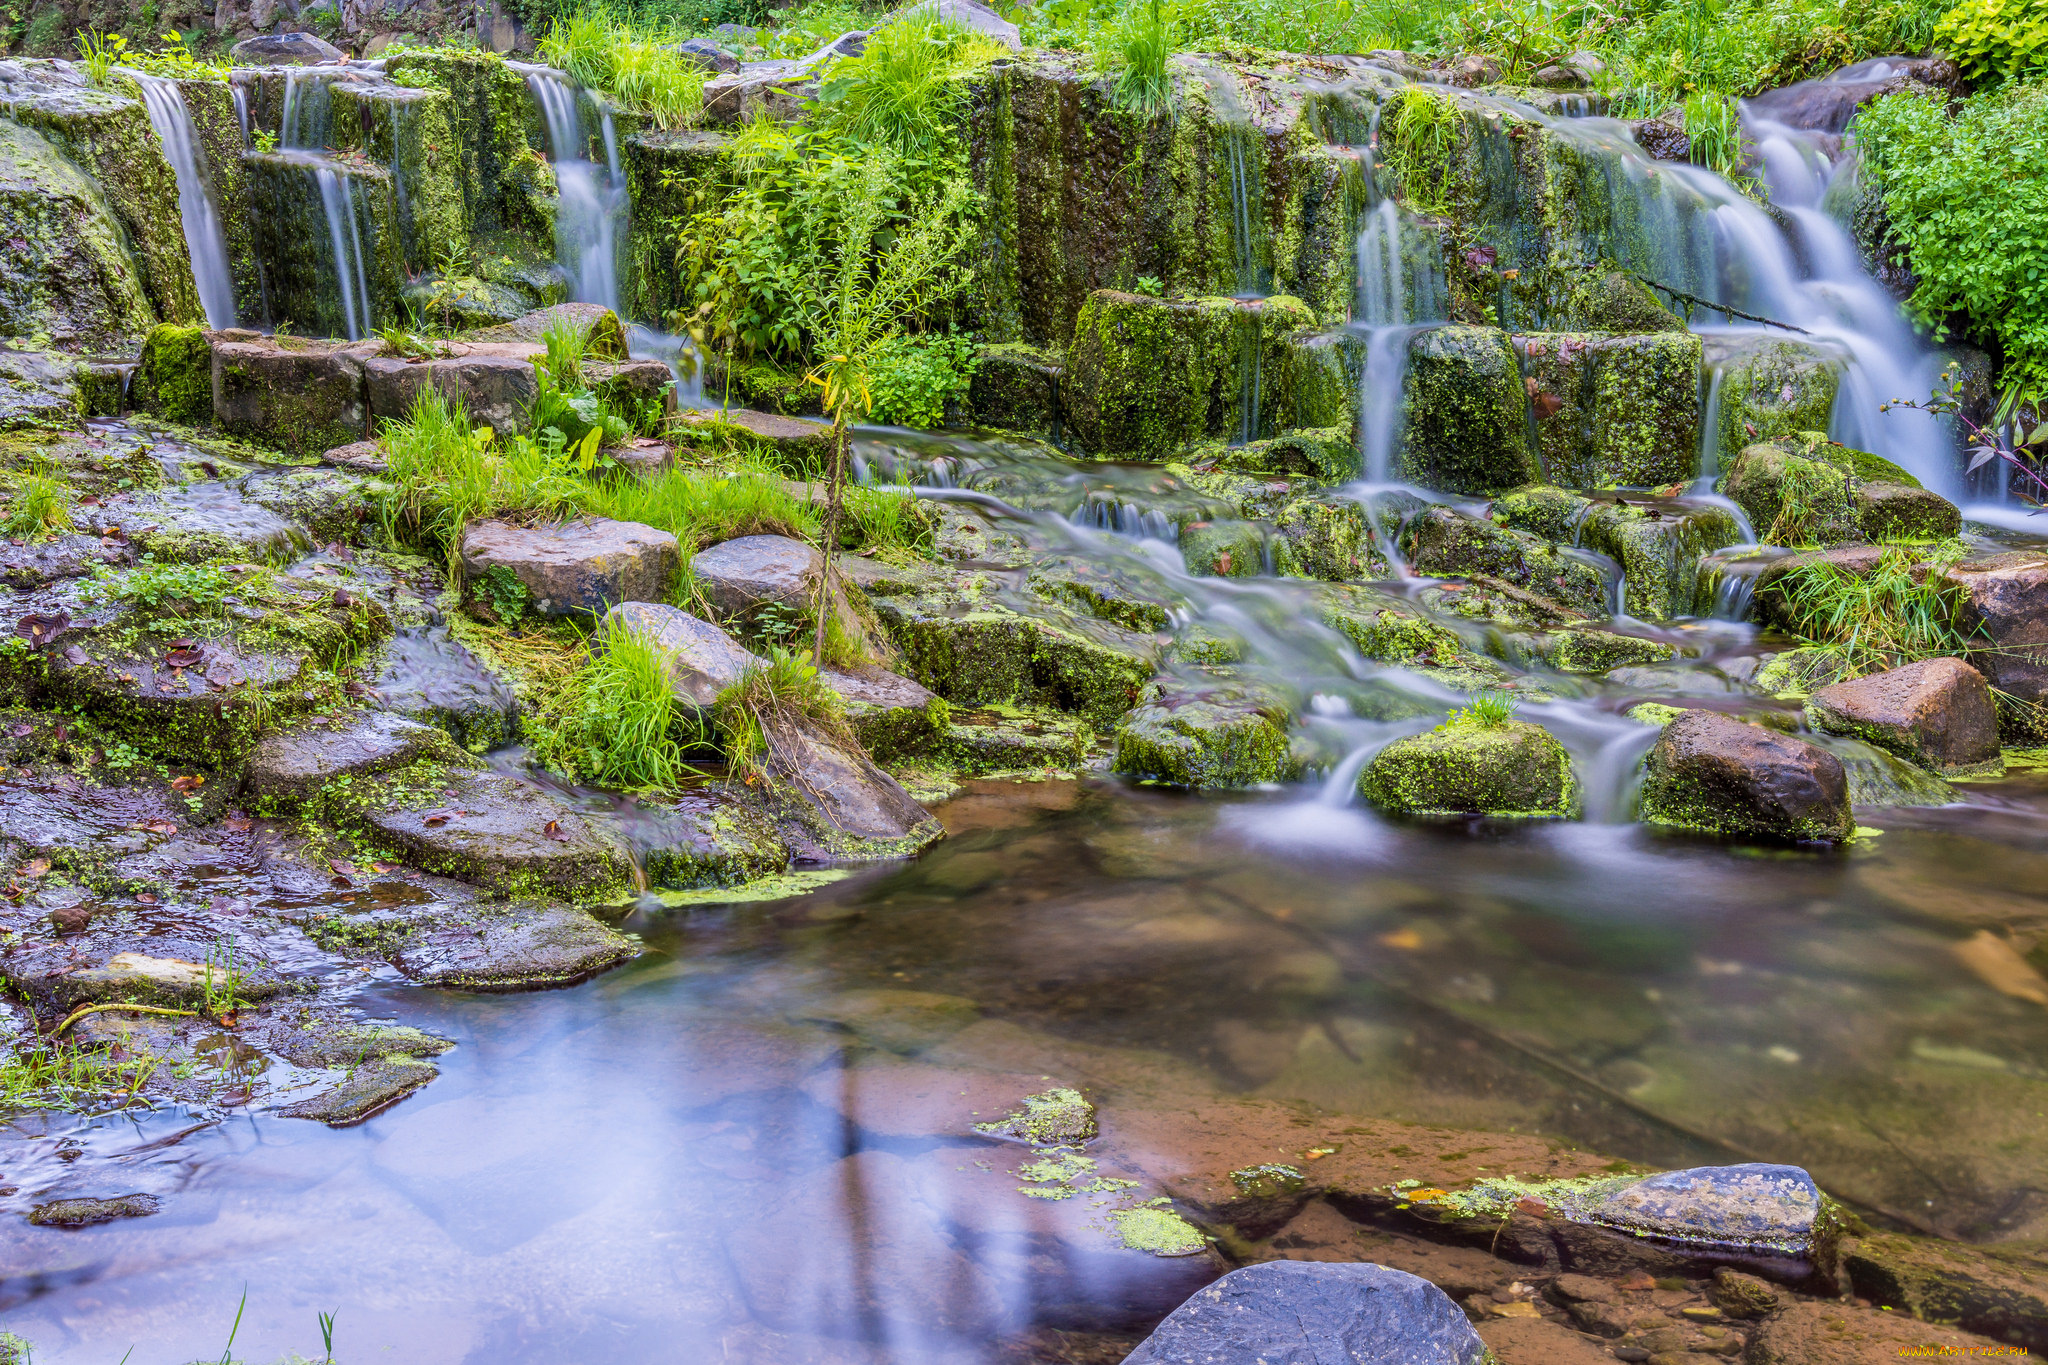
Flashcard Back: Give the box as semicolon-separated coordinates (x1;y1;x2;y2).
384;49;547;253
975;1086;1099;1144
1400;325;1537;493
133;324;212;424
1109;1201;1210;1256
1721;434;1959;548
1360;716;1580;818
331;84;467;273
0;117;158;348
1179;519;1268;577
966;342;1064;437
1518;332;1703;488
1113;675;1294;788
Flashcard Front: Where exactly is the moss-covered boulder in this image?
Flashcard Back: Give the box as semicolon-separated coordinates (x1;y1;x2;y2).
1271;493;1391;580
245;151;403;339
1493;485;1743;618
1399;325;1538;493
968;342;1064;439
1517;331;1703;487
132;323;213;424
1703;337;1844;458
1359;716;1579;817
1400;505;1608;614
1638;708;1854;843
212;335;370;455
383;49;549;253
1113;672;1294;787
1721;432;1959;546
1062;291;1339;456
330;83;467;274
0;116;157;348
622;129;729;323
1180;519;1269;577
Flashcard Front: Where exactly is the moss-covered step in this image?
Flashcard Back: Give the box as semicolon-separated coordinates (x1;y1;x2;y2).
1516;331;1703;487
1113;670;1295;787
1398;325;1539;493
1062;291;1346;457
210;333;371;455
622;128;729;324
245;150;404;340
1719;432;1960;547
329;82;467;273
0;116;159;349
1702;335;1845;462
380;49;551;254
967;342;1064;440
1493;485;1744;619
1358;715;1580;818
1400;505;1609;615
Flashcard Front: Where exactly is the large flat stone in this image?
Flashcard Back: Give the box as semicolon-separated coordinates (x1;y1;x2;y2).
359;770;636;898
601;601;760;708
459;516;680;618
1125;1262;1487;1365
245;711;454;806
361;346;537;434
389;902;638;992
211;336;369;455
693;533;821;616
762;713;939;853
822;664;946;762
1749;1300;2010;1364
1639;708;1853;843
1806;658;1999;774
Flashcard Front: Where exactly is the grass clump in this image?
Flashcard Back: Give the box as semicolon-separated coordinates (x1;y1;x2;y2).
3;469;73;540
84;556;239;616
539;5;708;129
569;460;820;548
1098;0;1174;116
1453;688;1520;727
1;1040;159;1113
714;646;850;782
816;12;1009;153
1771;545;1979;681
530;614;702;789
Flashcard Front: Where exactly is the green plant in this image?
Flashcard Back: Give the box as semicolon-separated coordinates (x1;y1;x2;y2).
376;323;444;360
0;1040;160;1113
318;1310;336;1364
816;11;1008;152
475;564;531;624
253;128;279;154
1385;87;1461;213
1135;274;1165;297
570;459;820;547
203;935;246;1019
1772;544;1978;679
864;331;976;428
5;470;72;539
86;556;237;615
713;645;849;781
843;483;936;555
539;6;708;129
215;1287;247;1365
1935;0;2048;82
78;29;126;86
1860;83;2048;395
530;614;702;789
1098;0;1174;116
1681;89;1739;171
530;316;632;450
1455;688;1519;726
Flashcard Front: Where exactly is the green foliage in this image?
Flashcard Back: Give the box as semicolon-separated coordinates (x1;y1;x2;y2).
202;935;247;1019
86;556;237;615
1859;83;2048;396
713;645;849;780
842;483;937;555
475;564;531;624
1135;274;1165;296
0;1040;159;1113
1098;0;1174;115
864;331;977;428
1454;688;1520;726
569;459;820;546
1773;544;1978;678
78;29;125;86
1384;87;1461;213
253;128;279;155
4;470;71;540
1935;0;2048;82
1681;89;1739;171
531;614;701;789
375;323;444;361
539;4;709;129
530;316;635;449
817;12;1009;153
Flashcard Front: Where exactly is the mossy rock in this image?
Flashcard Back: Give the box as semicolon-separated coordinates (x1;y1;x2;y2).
1492;486;1743;619
968;342;1064;439
1401;505;1608;614
1704;336;1844;456
245;151;402;339
941;704;1092;774
1398;325;1537;494
1359;717;1579;817
383;49;548;251
707;355;818;415
330;83;466;273
1517;331;1702;488
1271;493;1388;581
1316;582;1466;664
0;116;158;349
622;129;731;323
1180;519;1269;577
1721;433;1958;547
1205;425;1359;481
132;324;214;425
1113;673;1294;788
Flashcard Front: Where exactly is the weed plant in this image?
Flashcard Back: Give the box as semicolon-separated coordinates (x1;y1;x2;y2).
4;470;72;540
571;460;821;547
539;5;708;128
1099;0;1173;116
530;613;702;789
1772;544;1979;679
1453;688;1520;726
713;646;851;782
1;1040;159;1112
817;12;1009;153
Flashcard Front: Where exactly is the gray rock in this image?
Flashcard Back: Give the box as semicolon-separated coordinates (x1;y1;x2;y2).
359;769;636;898
871;0;1019;48
1746;56;1960;135
321;440;386;473
762;713;938;852
824;664;945;762
1575;1164;1828;1261
459;516;681;618
89;479;311;564
360;349;538;435
633;790;790;888
390;902;638;991
230;32;349;65
269;1022;453;1069
1126;1261;1488;1365
1638;708;1854;844
673;38;741;72
601;601;761;708
678;406;830;457
26;1194;160;1227
245;711;453;805
367;625;520;751
273;1056;438;1127
693;533;821;617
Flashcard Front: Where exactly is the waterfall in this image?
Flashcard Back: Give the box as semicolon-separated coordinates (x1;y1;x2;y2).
133;72;237;328
314;164;375;340
1352;199;1448;484
524;69;627;314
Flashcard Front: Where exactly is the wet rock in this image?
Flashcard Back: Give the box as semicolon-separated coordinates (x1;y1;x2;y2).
459;516;681;619
1544;626;1677;673
1632;116;1691;160
366;624;520;750
1932;552;2048;716
359;346;537;435
269;1022;453;1069
231;32;349;64
678;406;829;460
1571;1164;1831;1264
0;533;125;589
1516;332;1703;487
693;533;821;616
465;303;630;356
1746;56;1961;135
1845;1231;2048;1352
760;713;940;854
1709;1268;1782;1319
824;665;946;763
1479;1318;1615;1362
1493;487;1742;619
634;789;790;888
1703;338;1844;454
797;1058;1058;1139
211;336;370;456
1272;493;1389;580
274;1055;439;1127
94;479;310;564
794;988;979;1054
1444;53;1503;86
1722;434;1958;546
44;947;290;1011
359;769;636;898
601;601;760;708
1639;709;1853;843
25;1194;159;1227
390;901;638;991
1748;1300;2007;1364
975;1084;1099;1144
1114;673;1293;788
1400;326;1538;493
0;120;157;349
245;711;456;807
674;37;742;72
699;69;818;127
941;706;1092;773
1126;1261;1487;1364
1805;659;1999;774
1179;519;1269;578
241;467;376;543
1401;507;1608;615
133;323;213;424
322;439;387;473
1362;717;1579;818
967;343;1062;438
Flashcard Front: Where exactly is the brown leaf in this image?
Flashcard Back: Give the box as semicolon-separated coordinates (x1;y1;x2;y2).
1530;391;1564;421
332;589;354;609
130;820;178;837
170;774;205;792
330;875;353;889
14;611;69;645
543;820;570;841
135;891;159;904
223;814;253;833
164;647;204;669
368;861;395;873
330;858;359;878
8;723;29;738
23;858;49;877
421;808;458;826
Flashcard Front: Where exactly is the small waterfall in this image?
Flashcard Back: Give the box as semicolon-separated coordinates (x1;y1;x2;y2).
1352;199;1447;483
231;81;251;147
1235;307;1264;444
524;69;628;314
133;73;237;328
280;68;336;150
315;164;376;340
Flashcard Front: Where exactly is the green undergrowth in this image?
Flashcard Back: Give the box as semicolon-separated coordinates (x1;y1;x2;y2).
1769;544;1980;682
714;647;852;782
529;613;705;789
1;1039;160;1114
538;2;710;129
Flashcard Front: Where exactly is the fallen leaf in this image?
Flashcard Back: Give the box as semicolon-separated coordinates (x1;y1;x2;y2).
135;892;159;904
223;814;253;833
14;611;69;645
170;774;204;792
421;809;458;826
333;589;354;608
8;723;29;738
369;861;395;874
1489;1301;1540;1319
1378;927;1425;951
22;858;49;877
330;858;359;878
1954;929;2048;1006
129;820;178;837
1530;391;1564;421
164;647;203;669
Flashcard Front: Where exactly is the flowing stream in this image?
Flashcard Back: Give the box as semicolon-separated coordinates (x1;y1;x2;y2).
131;72;238;329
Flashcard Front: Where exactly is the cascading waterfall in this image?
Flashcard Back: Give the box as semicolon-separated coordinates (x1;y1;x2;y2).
524;69;627;314
315;163;376;341
132;72;237;328
279;68;337;151
1351;198;1449;485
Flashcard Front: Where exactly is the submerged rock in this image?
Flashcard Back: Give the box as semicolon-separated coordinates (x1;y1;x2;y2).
358;768;636;898
974;1085;1099;1145
274;1055;439;1127
1845;1230;2048;1352
1806;658;1999;775
26;1194;160;1227
459;516;680;619
1360;717;1579;818
1638;708;1853;843
245;711;457;808
1748;1300;2009;1364
1125;1262;1487;1365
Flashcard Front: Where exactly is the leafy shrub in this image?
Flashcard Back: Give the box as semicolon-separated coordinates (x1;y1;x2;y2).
1935;0;2048;83
1859;83;2048;395
86;557;237;615
539;6;707;129
816;12;1009;153
864;332;976;428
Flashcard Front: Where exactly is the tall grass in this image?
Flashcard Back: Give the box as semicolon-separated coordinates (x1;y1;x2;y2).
539;7;707;130
569;462;821;548
1102;0;1173;116
816;12;1009;152
5;470;73;540
531;614;701;789
1773;546;1979;680
714;646;850;781
378;386;555;561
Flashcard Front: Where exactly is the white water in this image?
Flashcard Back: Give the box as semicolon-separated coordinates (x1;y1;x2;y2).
312;161;375;340
131;72;237;328
523;69;627;314
1352;198;1447;484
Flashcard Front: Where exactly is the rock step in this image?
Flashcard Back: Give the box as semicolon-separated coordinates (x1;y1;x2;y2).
460;516;680;620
